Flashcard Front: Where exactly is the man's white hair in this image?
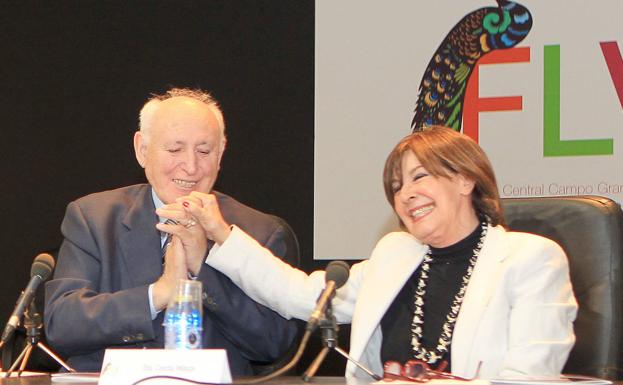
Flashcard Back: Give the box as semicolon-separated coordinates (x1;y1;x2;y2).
138;87;226;144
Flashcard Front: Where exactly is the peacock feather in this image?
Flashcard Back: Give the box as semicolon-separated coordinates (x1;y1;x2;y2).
411;0;532;132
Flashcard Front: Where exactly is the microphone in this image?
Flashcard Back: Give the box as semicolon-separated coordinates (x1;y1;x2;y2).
0;253;55;348
306;260;350;331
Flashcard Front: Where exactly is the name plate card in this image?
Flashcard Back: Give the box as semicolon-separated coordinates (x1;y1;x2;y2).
98;349;232;385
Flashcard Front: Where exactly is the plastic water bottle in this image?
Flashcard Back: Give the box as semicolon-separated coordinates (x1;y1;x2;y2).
164;279;203;349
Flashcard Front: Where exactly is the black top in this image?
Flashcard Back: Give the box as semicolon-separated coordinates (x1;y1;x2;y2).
380;223;483;370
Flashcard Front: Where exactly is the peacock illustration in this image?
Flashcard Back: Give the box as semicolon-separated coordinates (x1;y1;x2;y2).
412;0;532;132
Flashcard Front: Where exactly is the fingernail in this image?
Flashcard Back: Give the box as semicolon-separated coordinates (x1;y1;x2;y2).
182;201;189;208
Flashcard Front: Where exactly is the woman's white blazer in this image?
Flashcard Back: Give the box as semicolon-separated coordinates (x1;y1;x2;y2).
207;224;577;379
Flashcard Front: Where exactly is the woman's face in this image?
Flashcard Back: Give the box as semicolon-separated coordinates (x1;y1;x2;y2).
392;151;479;248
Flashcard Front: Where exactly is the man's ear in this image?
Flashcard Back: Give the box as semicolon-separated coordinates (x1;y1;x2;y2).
133;131;147;168
217;137;227;169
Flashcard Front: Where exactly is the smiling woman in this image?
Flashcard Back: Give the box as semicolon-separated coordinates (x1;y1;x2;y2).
382;127;504;248
384;127;504;230
199;125;578;379
388;150;478;248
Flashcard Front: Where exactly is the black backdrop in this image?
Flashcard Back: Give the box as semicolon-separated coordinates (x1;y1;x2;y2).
1;0;321;352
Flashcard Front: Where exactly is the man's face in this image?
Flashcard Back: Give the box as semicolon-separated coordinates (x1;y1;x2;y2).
134;96;225;204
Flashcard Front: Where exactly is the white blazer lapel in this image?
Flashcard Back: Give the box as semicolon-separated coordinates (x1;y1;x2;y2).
349;232;427;364
450;225;509;376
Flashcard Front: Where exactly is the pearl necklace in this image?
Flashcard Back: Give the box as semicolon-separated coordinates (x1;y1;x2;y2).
410;222;488;364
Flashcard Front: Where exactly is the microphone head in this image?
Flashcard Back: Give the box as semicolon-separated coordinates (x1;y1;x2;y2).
325;260;350;288
31;253;55;280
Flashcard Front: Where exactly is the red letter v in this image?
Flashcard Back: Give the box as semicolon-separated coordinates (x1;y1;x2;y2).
600;41;623;110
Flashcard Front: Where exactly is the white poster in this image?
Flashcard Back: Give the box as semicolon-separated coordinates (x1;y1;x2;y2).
315;0;623;259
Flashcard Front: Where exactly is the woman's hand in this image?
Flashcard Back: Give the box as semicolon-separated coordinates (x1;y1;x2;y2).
176;191;232;245
156;202;209;276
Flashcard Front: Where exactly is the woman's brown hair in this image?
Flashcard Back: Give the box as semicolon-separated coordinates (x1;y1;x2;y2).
382;126;505;227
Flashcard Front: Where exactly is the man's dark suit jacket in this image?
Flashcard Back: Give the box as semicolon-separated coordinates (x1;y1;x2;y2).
44;184;300;374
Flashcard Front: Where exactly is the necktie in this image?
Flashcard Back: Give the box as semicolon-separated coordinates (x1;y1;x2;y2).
162;219;178;256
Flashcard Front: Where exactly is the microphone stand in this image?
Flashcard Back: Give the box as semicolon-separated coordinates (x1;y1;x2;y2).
4;302;74;377
301;302;381;382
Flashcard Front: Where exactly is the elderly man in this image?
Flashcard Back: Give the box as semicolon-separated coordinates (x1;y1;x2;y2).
44;88;300;374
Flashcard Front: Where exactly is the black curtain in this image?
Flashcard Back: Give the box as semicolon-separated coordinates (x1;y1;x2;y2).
0;0;316;335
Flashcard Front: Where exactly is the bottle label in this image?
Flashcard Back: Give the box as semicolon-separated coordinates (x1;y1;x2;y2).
164;309;203;349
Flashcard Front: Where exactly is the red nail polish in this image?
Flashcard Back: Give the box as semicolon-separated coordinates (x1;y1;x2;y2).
182;201;189;208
